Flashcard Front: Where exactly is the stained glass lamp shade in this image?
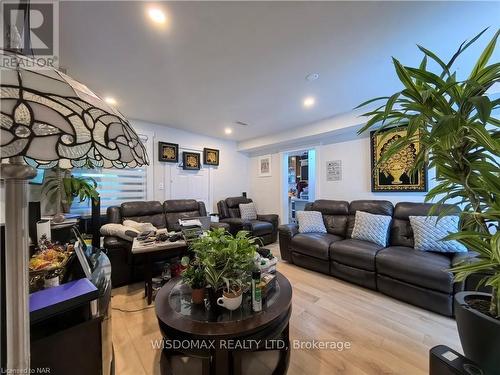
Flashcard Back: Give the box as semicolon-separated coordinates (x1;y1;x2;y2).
1;49;149;168
0;49;148;371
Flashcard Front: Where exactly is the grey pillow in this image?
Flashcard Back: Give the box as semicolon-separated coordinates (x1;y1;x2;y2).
351;211;392;247
297;211;327;233
239;202;258;220
100;223;139;242
409;216;467;253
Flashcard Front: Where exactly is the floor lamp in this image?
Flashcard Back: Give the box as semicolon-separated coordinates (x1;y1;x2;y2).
0;50;149;370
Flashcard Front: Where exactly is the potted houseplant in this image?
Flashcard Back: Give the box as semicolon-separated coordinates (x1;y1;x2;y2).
217;277;244;311
42;167;99;215
181;261;206;304
191;228;257;309
357;28;499;371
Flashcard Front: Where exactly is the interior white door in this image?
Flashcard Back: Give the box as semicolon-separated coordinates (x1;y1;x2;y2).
170;166;211;211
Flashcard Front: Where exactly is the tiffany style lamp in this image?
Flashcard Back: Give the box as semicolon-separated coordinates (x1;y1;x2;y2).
0;50;149;370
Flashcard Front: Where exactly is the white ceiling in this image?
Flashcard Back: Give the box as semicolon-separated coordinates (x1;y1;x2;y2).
60;1;500;142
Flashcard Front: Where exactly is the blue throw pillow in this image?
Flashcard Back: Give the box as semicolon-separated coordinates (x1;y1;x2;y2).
409;216;467;253
297;211;327;233
351;211;392;247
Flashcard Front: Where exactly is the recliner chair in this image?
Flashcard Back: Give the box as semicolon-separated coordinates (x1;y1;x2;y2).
217;196;279;245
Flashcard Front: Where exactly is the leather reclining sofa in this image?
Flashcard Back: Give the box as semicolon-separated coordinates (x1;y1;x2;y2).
279;199;477;316
104;199;229;286
217;196;279;245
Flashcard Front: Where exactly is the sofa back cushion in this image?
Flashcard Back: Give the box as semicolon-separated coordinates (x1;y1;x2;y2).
164;199;205;232
225;196;253;218
120;201;167;229
305;200;349;236
390;202;459;247
346;200;394;238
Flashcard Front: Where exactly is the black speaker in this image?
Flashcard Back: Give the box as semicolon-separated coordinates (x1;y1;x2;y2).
91;197;101;249
28;201;41;245
242;192;247;198
430;345;486;375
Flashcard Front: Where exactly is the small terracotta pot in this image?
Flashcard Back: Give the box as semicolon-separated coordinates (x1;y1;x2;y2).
191;288;205;304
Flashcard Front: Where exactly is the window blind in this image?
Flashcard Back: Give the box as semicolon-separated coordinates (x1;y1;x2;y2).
70;134;150;215
70;167;148;215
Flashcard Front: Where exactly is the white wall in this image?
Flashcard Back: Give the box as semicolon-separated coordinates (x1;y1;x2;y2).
132;120;250;213
317;136;435;203
249;154;282;215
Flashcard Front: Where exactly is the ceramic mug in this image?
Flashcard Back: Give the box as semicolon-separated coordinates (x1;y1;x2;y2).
217;293;242;311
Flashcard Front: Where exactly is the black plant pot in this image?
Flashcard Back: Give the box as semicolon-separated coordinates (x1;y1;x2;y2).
454;292;500;373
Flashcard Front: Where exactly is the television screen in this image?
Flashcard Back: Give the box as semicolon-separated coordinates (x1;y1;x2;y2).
29;169;45;185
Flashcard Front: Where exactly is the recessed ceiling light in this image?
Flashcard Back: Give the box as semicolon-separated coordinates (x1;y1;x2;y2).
104;97;117;106
147;7;167;24
224;127;233;135
305;73;320;81
303;96;315;108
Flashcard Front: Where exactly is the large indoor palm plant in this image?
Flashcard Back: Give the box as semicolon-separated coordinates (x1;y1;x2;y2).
357;28;499;370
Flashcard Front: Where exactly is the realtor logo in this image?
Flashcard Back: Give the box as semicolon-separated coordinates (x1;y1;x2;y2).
1;0;59;66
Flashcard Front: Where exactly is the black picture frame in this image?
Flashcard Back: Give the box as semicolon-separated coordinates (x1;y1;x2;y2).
203;148;220;166
158;142;179;163
182;152;201;170
370;126;427;192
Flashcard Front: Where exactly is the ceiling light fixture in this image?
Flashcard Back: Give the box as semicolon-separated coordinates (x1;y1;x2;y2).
305;73;320;81
147;7;167;24
224;128;233;135
104;96;117;106
303;96;316;108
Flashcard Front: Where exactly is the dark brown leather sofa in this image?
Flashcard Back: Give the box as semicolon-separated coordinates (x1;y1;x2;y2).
279;199;477;316
217;196;279;245
104;199;229;287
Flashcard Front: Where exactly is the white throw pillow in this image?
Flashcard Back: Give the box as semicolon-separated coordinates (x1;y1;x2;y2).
123;220;157;233
351;211;392;247
100;223;140;241
409;216;467;253
297;211;326;234
239;203;258;220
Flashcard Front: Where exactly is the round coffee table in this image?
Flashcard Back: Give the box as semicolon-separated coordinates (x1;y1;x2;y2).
155;271;292;375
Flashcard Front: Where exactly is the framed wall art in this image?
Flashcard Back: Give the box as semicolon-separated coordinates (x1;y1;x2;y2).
258;154;272;177
370;126;427;192
182;152;201;170
203;148;220;166
158;142;179;163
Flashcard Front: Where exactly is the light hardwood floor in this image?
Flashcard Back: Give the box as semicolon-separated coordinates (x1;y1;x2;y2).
111;244;462;375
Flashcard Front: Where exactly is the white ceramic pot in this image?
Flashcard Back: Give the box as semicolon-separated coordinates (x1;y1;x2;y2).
217;290;242;311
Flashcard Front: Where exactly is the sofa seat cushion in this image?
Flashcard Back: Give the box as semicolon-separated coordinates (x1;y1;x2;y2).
330;239;384;271
249;220;274;236
292;233;343;260
376;246;454;293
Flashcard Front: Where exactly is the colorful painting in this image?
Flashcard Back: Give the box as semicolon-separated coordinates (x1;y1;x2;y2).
370;127;427;192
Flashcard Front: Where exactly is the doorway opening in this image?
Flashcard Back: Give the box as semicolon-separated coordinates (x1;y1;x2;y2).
284;149;316;224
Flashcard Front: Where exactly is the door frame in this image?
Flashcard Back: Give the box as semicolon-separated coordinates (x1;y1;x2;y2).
279;146;320;225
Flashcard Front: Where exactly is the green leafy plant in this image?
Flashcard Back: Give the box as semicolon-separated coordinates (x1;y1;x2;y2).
357;28;500;317
191;228;257;290
42;167;99;213
181;262;206;289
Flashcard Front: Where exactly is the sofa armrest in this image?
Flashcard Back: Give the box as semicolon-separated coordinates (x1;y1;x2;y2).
451;251;492;293
258;214;279;242
278;224;298;262
220;218;252;234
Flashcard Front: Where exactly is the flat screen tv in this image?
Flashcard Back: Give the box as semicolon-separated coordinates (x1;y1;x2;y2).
29;169;45;185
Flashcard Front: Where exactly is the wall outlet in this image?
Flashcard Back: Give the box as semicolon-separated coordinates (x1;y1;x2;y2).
159;183;164;190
